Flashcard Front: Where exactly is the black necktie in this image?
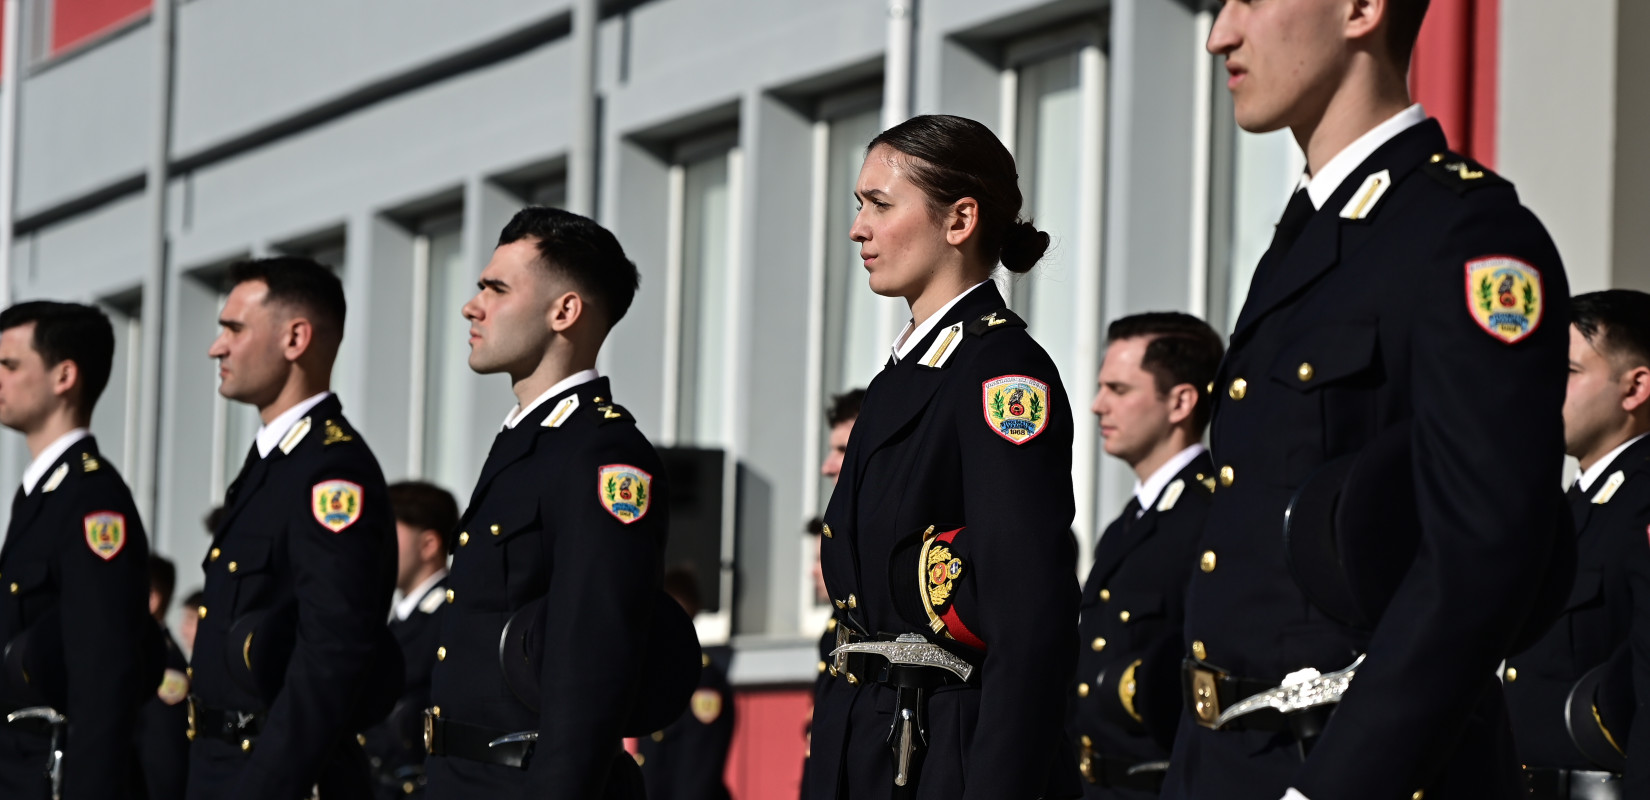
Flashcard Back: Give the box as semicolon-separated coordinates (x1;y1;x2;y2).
1251;188;1316;292
1120;497;1143;532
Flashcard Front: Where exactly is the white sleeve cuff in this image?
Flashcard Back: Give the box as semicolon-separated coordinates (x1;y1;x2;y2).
1282;790;1311;800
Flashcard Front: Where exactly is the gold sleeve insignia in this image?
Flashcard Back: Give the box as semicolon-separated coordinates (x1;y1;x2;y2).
690;688;723;724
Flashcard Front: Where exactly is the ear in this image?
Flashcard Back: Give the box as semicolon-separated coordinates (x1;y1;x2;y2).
944;197;981;248
419;528;445;563
1345;0;1387;44
547;290;584;334
282;317;315;362
1622;365;1650;415
1165;382;1199;426
50;358;79;401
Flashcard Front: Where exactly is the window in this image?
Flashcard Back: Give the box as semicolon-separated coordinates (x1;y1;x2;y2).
411;214;474;497
50;0;150;55
663;132;741;447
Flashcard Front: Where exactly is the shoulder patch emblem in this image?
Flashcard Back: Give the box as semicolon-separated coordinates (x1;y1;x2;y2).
42;463;70;493
1466;256;1544;344
982;375;1051;445
311;480;364;532
157;667;189;706
542;395;580;428
690;688;723;724
321;420;354;446
1593;471;1626;505
83;511;127;560
1157;479;1186;512
598;464;652;524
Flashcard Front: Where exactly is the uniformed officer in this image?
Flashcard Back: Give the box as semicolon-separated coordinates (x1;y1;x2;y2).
188;257;399;800
802;389;863;791
139;554;191;800
1504;290;1650;798
806;114;1079;800
364;481;458;799
1072;313;1223;798
0;301;156;799
423;206;676;799
637;568;734;800
1167;2;1571;799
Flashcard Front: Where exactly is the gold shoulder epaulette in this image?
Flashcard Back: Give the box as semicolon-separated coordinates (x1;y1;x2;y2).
81;452;101;473
591;400;632;425
966;308;1026;337
322;419;355;446
1421;152;1510;195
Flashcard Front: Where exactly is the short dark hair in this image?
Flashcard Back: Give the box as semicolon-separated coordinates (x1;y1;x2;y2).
662;566;702;615
226;256;348;349
1385;0;1430;68
804;516;825;538
149;554;177;612
0;301;116;414
497;206;641;328
868;115;1050;274
1573;290;1650;373
826;389;865;428
388;481;460;553
180;589;204;610
1106;312;1225;433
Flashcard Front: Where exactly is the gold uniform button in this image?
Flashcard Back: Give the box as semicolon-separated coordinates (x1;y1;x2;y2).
817;661;827;674
1228;377;1248;400
458;532;469;546
1091;637;1106;652
1080;735;1093;747
834;598;845;609
209;548;221;562
1119;610;1131;623
403;780;416;795
1219;466;1235;487
357;733;367;746
826;618;837;632
822;524;833;539
828;666;840;678
446;589;455;603
1200;551;1217;573
651;731;664;742
702;653;711;668
846;673;859;685
1506;667;1518;682
1099;588;1111;602
241;739;252;752
634;753;645;767
847;594;857;609
198;606;208;619
1297;362;1315;382
1077;682;1090;698
437;646;446;661
1413;793;1424;800
228;562;238;573
431;706;440;717
1192;640;1207;660
186;667;192;679
7;583;15;595
490;524;501;536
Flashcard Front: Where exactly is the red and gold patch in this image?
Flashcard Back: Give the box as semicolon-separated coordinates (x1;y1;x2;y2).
690;688;722;724
83;511;126;561
598;464;652;524
982;375;1051;445
1465;256;1544;344
311;480;364;532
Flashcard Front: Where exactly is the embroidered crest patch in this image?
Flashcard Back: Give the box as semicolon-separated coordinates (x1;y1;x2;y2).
598;464;652;524
83;512;126;560
690;688;722;724
157;668;189;706
982;375;1051;444
1466;256;1544;344
926;544;964;611
311;480;364;532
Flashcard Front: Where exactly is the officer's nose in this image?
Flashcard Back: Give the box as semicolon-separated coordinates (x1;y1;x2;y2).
1207;3;1241;55
461;294;482;323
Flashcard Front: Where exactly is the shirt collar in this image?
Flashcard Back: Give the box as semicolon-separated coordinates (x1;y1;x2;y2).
393;568;449;621
1578;433;1650;493
1297;103;1428;210
891;280;992;363
502;369;600;429
1132;444;1208;517
21;428;91;495
255;392;333;458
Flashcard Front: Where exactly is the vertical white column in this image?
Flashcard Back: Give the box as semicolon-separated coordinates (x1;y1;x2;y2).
136;0;179;522
568;0;599;218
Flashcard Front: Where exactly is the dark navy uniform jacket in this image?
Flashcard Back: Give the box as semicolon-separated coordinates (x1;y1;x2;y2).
1506;434;1650;770
808;283;1080;800
188;395;397;800
365;574;447;799
1071;452;1214;798
0;435;151;800
638;645;734;800
1163;119;1571;800
425;376;669;800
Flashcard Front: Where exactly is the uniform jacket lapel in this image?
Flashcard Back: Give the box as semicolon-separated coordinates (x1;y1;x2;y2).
1232;120;1449;342
462;377;610;523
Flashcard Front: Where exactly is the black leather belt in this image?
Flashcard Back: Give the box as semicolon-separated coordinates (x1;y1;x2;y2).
423;713;531;770
1181;660;1336;741
1525;767;1622;800
1077;742;1166;792
187;697;264;747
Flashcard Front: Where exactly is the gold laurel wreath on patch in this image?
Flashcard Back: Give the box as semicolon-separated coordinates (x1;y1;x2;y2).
925;544;963;608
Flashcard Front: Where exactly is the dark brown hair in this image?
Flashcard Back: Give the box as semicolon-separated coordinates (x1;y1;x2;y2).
1107;312;1225;433
868;115;1049;274
1573;290;1650;373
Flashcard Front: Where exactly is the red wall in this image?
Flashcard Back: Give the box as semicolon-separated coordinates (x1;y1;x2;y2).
1410;0;1499;166
726;687;812;800
52;0;150;54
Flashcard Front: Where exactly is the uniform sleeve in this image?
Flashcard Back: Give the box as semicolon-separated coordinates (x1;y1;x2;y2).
955;338;1079;800
240;456;394;799
59;485;150;800
675;676;735;800
522;439;665;799
1295;199;1571;797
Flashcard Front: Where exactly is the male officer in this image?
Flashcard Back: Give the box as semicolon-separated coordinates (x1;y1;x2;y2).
188;257;398;800
423;206;672;799
1170;1;1571;799
139;554;190;800
0;301;153;799
365;481;458;799
637;568;734;800
1074;313;1222;798
1504;290;1650;798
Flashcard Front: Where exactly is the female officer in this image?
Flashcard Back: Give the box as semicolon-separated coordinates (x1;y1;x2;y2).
805;114;1078;800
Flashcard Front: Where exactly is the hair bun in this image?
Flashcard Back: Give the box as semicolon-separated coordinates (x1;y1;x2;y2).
999;220;1050;274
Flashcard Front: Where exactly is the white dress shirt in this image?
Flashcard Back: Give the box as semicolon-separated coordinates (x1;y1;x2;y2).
21;427;90;495
502;369;600;429
393;568;449;622
1578;433;1649;493
1131;444;1208;518
1297;103;1428;210
254;392;333;458
890;280;993;363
